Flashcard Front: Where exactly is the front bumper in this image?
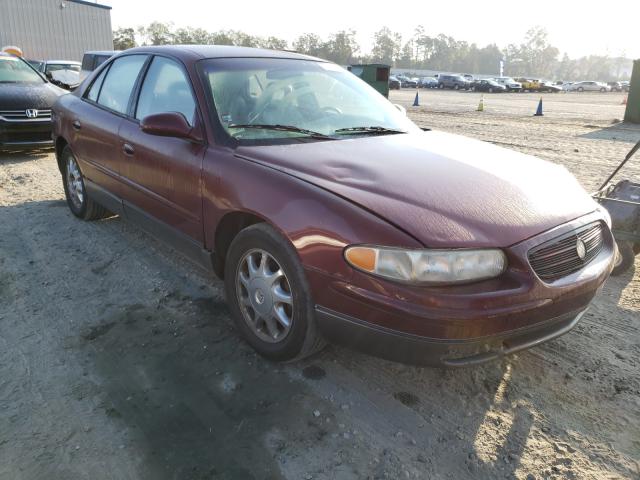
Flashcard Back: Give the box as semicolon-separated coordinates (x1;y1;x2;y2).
316;306;587;366
307;211;615;366
0;118;53;150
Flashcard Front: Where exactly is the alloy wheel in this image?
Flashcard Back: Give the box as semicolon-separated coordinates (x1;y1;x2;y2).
66;155;84;210
236;248;294;343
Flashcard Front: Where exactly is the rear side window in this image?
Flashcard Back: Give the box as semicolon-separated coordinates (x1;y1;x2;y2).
97;55;147;115
86;66;108;102
135;56;196;125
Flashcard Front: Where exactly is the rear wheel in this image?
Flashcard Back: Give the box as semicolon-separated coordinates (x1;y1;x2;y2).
578;87;584;92
224;223;325;361
612;240;635;276
61;145;111;221
600;87;606;92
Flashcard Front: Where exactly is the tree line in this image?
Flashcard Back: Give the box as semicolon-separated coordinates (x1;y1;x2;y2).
113;23;632;81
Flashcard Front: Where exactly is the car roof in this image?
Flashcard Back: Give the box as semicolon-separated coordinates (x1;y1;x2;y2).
45;60;81;64
83;51;119;56
119;45;326;63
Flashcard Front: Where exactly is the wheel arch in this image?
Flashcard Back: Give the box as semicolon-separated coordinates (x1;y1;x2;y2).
55;136;69;174
212;210;266;278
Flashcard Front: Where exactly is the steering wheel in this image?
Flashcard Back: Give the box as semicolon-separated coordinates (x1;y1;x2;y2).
248;83;295;124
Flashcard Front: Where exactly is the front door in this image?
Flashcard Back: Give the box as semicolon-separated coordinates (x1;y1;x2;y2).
118;55;205;242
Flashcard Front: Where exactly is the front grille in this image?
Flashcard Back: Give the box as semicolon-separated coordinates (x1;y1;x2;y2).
0;109;52;120
528;222;604;281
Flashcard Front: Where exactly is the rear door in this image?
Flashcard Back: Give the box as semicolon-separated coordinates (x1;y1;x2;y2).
118;55;206;242
71;54;149;199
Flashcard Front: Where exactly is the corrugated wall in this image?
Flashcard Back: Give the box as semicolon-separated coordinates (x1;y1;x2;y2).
0;0;112;61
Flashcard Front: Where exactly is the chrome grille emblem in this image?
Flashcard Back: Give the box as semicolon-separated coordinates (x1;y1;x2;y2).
576;238;587;261
25;109;39;118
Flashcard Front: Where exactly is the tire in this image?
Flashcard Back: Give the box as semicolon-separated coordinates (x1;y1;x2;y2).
454;84;460;90
600;87;606;92
578;87;584;92
488;87;493;93
61;145;111;221
611;240;635;276
438;84;444;89
224;223;325;362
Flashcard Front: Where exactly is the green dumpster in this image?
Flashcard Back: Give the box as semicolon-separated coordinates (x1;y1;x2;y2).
348;64;390;98
624;59;640;124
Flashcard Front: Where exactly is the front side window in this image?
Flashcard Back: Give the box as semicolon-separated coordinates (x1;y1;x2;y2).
136;56;196;125
96;55;147;115
0;56;44;84
201;58;419;143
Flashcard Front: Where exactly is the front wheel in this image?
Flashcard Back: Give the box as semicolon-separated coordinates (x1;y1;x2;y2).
224;223;325;361
612;240;635;276
61;145;111;221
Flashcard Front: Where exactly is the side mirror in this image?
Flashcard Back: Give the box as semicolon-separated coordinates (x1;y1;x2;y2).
140;112;201;141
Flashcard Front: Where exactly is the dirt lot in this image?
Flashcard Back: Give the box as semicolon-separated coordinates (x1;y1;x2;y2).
1;91;639;480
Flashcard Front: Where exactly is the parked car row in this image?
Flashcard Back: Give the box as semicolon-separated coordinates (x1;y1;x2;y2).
390;73;630;94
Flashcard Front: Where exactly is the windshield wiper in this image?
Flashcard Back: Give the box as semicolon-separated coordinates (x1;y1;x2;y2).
227;124;333;140
334;126;407;135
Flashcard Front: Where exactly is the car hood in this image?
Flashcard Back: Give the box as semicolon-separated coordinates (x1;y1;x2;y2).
0;82;66;110
235;131;598;248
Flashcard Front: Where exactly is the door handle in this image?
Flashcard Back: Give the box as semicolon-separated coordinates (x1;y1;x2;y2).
72;120;81;131
122;143;135;156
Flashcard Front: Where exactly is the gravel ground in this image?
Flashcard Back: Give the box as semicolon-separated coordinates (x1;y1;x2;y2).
1;91;639;480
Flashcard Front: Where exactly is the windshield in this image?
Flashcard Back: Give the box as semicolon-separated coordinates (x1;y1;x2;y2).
201;58;420;142
0;56;44;84
46;63;81;73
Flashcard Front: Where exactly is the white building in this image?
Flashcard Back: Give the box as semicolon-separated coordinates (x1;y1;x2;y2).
0;0;113;61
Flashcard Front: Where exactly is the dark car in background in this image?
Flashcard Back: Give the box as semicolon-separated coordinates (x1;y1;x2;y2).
438;74;471;90
0;53;66;150
52;45;614;366
79;50;118;81
472;79;506;93
388;76;400;90
418;76;438;88
397;75;417;88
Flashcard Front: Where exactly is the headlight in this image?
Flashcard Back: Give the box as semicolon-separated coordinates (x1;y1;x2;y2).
344;246;507;285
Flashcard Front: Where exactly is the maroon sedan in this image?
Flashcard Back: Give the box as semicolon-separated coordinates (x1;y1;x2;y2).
52;46;615;366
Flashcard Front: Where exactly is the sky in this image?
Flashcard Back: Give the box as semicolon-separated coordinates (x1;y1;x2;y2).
101;0;640;59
